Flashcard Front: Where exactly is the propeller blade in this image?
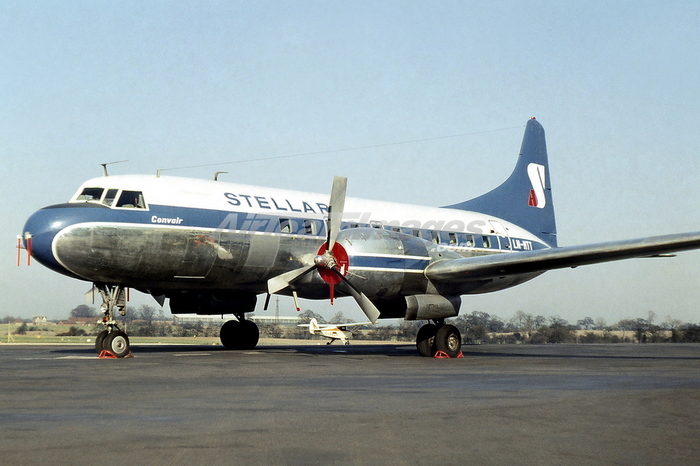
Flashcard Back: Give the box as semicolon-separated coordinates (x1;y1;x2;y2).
150;292;166;307
333;270;381;323
267;265;315;294
84;286;96;305
345;284;381;324
327;176;347;250
292;290;301;312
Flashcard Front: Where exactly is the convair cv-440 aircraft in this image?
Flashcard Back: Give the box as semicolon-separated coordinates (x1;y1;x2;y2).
21;118;700;357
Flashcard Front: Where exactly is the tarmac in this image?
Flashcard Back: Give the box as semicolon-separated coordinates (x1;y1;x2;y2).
1;342;699;465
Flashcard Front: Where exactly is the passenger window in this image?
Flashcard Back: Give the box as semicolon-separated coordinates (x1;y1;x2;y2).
430;231;440;244
370;221;383;229
103;189;119;206
279;218;292;234
448;233;458;245
465;235;475;247
303;219;318;235
76;187;104;202
115;190;146;208
482;236;491;248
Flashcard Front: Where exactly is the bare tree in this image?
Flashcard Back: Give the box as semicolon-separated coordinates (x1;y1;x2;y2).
329;311;350;324
594;317;607;330
297;309;326;325
138;305;157;325
577;317;595;330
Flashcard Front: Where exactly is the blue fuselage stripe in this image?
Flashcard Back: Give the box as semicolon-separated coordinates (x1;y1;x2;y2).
349;256;429;271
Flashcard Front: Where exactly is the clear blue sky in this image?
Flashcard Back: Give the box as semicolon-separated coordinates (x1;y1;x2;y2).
2;1;699;325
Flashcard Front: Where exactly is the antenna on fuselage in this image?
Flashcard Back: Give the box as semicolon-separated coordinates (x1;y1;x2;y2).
213;171;228;181
100;160;128;176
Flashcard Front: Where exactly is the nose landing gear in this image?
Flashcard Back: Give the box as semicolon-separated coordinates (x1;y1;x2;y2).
93;284;132;358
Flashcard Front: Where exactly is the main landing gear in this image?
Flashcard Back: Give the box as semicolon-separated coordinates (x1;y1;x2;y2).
219;313;259;350
416;320;462;358
93;285;131;358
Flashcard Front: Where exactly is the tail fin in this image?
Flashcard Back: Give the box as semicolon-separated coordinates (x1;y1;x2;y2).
445;118;557;247
309;318;320;333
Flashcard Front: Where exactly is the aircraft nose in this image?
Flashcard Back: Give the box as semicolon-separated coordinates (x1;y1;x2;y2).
22;204;75;275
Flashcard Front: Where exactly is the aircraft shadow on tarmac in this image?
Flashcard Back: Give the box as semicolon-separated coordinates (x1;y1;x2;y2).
48;343;420;358
47;343;700;360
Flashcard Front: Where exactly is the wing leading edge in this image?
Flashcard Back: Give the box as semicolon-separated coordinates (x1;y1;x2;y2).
425;232;700;284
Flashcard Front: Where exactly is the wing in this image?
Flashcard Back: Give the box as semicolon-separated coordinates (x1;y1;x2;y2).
304;322;372;330
335;322;373;329
425;232;700;284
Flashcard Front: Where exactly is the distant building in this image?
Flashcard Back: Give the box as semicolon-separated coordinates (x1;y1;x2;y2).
32;315;48;325
249;315;301;326
172;315;301;326
61;317;94;326
172;315;227;325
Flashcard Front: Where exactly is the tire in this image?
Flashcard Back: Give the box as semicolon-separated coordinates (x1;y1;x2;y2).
434;324;461;358
240;320;259;350
416;324;438;357
220;320;240;349
220;320;259;350
104;331;130;358
95;330;109;354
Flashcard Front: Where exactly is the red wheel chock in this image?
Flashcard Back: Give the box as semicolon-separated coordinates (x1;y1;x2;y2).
98;350;133;359
434;351;464;359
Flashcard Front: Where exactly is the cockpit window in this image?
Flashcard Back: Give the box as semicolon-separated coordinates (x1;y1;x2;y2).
115;190;146;209
103;189;119;207
76;187;104;202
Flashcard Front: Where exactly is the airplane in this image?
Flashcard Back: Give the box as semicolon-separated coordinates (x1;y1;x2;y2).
298;318;371;345
20;117;700;358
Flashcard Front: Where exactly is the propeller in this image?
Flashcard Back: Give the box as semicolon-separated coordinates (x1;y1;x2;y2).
266;176;380;324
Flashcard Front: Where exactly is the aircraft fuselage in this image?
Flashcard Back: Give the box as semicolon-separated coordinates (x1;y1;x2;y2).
23;174;548;314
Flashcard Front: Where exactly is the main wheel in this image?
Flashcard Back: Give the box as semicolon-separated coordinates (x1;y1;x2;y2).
104;330;130;358
239;320;259;350
416;323;438;357
434;324;461;358
220;320;240;349
220;320;259;350
95;330;109;354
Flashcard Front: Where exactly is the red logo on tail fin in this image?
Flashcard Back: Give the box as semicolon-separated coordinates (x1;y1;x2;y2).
528;189;538;207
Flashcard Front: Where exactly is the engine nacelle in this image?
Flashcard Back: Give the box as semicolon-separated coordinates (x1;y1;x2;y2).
376;294;461;320
405;294;461;320
337;227;460;301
